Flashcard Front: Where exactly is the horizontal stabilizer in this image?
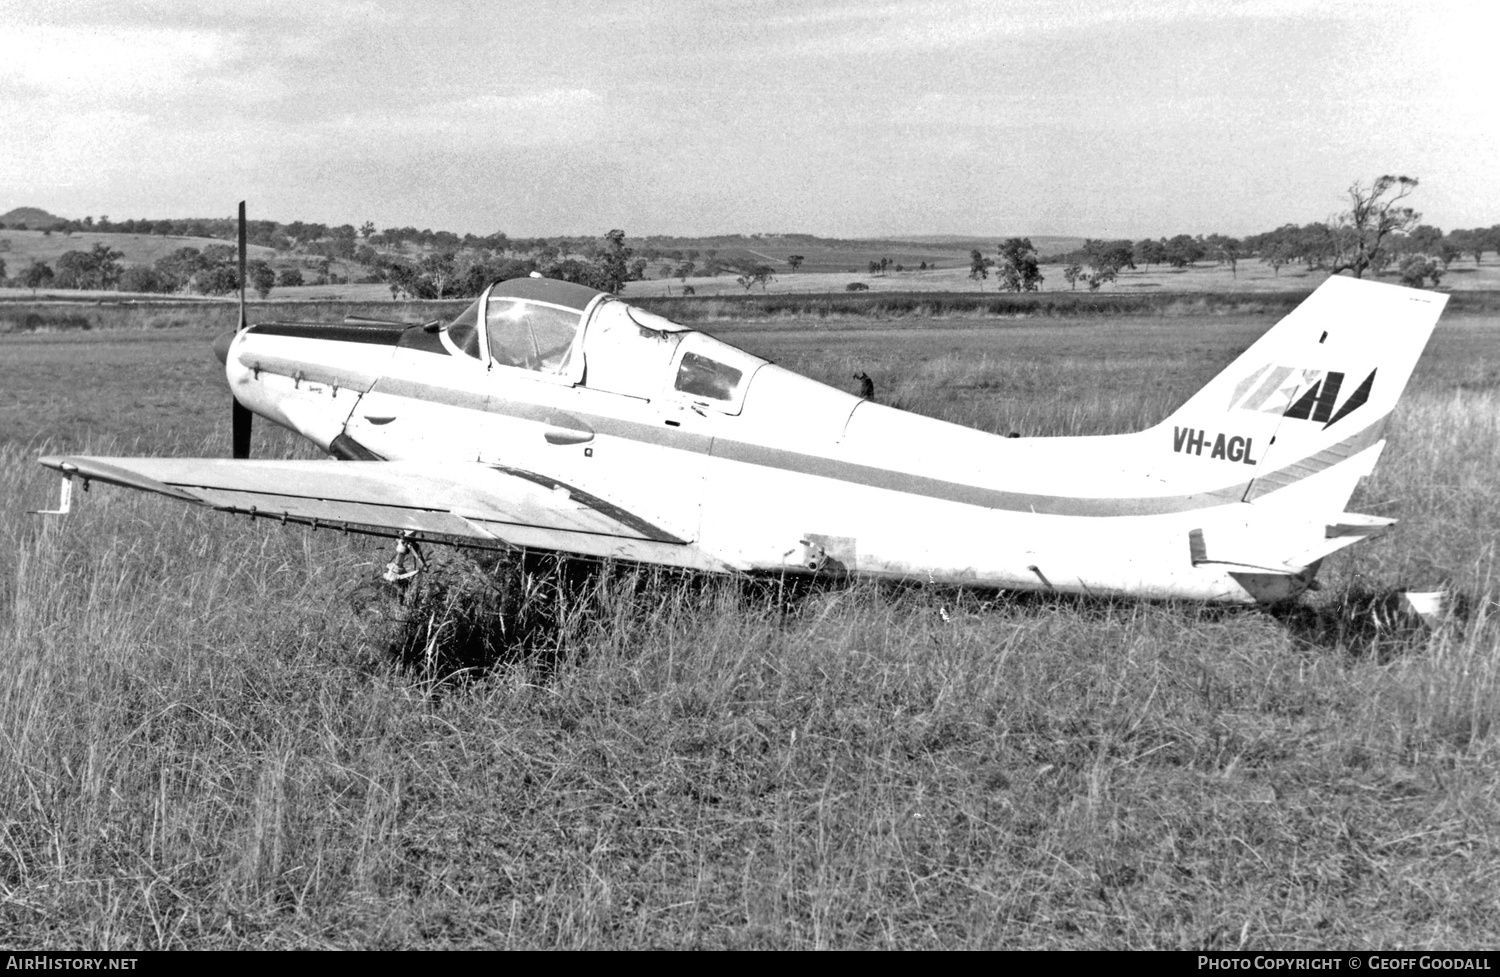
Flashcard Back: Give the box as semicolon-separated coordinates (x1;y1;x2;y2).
1189;511;1396;573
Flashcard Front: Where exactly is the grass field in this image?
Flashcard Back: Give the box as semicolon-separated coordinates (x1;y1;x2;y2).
1;307;1498;948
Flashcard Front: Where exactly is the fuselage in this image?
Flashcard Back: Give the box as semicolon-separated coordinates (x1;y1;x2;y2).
221;277;1405;604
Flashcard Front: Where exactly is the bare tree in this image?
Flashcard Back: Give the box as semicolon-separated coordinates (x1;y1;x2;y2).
1330;175;1420;279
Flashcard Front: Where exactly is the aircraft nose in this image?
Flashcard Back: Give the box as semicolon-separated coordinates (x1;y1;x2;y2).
212;327;236;365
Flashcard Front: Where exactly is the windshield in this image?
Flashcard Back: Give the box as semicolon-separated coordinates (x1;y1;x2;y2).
443;298;483;359
485;298;582;374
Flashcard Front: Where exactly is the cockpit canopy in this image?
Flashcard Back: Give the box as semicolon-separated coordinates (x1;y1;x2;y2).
440;277;765;413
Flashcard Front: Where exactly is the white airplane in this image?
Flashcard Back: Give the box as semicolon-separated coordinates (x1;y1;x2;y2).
37;248;1446;604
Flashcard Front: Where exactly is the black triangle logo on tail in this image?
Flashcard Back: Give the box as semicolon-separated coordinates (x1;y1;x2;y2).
1322;369;1374;429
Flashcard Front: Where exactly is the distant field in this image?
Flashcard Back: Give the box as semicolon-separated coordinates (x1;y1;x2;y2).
627;257;1500;298
0;228;277;268
5;257;1481;304
6;223;1498;303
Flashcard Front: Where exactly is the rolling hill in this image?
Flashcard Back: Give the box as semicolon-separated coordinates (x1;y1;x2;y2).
0;207;68;230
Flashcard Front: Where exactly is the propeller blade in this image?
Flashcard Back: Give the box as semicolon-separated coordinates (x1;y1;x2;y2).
232;397;253;459
212;327;235;365
231;202;251;458
237;200;247;331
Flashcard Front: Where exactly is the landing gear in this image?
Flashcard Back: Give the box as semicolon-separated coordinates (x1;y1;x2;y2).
383;534;426;585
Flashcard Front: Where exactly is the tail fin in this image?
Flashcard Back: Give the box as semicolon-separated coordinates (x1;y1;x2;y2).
1157;275;1446;510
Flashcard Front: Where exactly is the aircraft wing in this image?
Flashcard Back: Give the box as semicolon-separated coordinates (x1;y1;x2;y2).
37;455;701;558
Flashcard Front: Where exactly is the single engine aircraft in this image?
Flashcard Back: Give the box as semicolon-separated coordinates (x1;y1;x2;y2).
36;216;1447;605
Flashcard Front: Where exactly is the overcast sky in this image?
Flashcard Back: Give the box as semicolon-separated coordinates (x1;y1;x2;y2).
3;0;1496;240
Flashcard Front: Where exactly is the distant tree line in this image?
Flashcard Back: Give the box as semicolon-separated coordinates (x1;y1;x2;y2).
3;226;645;300
5;176;1495;296
1037;178;1496;291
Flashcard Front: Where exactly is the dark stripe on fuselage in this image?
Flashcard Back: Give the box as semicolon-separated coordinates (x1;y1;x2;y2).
362;375;1387;518
396;327;448;356
709;419;1385;517
252;322;406;346
710;440;1244;516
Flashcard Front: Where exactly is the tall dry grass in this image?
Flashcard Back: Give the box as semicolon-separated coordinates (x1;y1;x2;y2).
2;316;1498;948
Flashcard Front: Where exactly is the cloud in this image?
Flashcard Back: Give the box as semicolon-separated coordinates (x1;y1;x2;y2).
334;88;609;149
0;105;156;190
755;0;1404;59
0;24;228;101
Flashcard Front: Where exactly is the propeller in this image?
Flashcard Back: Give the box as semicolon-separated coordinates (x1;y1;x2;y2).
223;201;252;458
232;398;253;459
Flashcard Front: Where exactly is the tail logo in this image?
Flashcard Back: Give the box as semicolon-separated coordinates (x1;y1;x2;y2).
1229;365;1375;430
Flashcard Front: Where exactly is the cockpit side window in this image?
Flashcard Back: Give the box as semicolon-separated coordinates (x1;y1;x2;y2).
442;298;483;360
666;333;765;415
675;352;743;402
485;299;582;374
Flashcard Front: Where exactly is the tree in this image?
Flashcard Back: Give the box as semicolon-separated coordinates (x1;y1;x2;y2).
1161;234;1203;269
1449;228;1488;265
1083;239;1133;282
543;257;609;291
386;261;437;299
419;251;458;297
201;243;237;268
787;254;805;271
1399;255;1442;289
968;249;989;284
154;247;208;291
1208;236;1241;278
278;268;305;288
52;243;124;289
118;265;171;293
197;265;240;296
995;238;1044;292
592;229;632;293
736;265;775;291
1134;238;1167;268
1062;263;1082;290
1330;175;1420;279
1263;241;1292;277
1408;224;1443;254
21;262;54;294
249;260;276;299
